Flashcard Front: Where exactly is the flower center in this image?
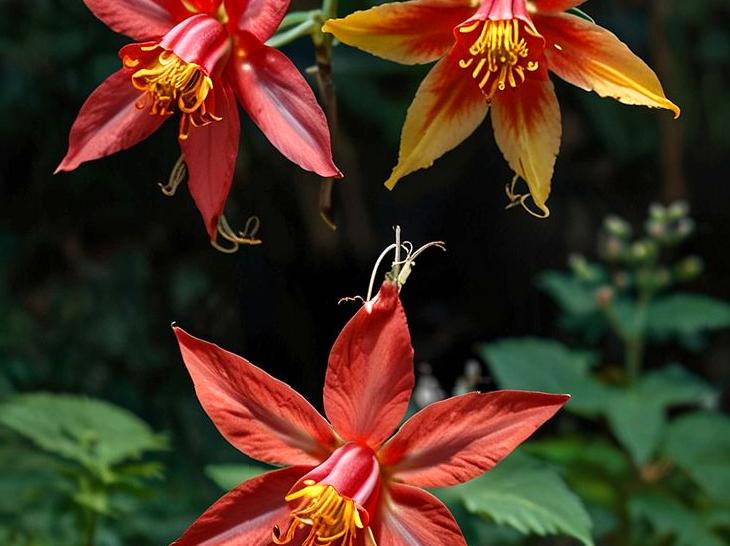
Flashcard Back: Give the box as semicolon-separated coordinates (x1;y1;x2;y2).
456;18;541;98
272;443;380;546
123;48;221;140
274;482;364;546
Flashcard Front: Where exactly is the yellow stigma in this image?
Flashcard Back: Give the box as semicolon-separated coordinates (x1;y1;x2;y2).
124;48;221;140
458;19;540;98
273;482;364;546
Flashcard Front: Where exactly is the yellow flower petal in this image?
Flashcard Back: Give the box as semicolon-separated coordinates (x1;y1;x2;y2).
323;0;476;65
384;50;489;189
491;78;562;215
536;12;680;117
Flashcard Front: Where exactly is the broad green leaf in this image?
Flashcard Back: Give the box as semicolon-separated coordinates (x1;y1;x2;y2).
664;411;730;503
647;293;730;340
481;338;609;416
630;494;725;546
604;367;714;466
641;365;716;407
447;454;594;546
205;464;271;491
604;389;663;466
0;394;167;471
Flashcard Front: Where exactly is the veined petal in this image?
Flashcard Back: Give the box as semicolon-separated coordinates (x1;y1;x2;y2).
323;282;414;450
172;466;309;546
491;77;561;216
379;391;569;487
55;69;165;174
179;82;239;240
82;0;182;41
174;327;338;467
322;0;476;65
384;49;489;189
225;0;289;41
536;12;680;117
531;0;586;12
229;43;341;178
373;483;467;546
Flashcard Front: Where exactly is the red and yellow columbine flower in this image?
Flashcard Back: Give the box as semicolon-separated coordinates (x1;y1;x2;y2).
323;0;680;216
56;0;341;239
172;281;568;545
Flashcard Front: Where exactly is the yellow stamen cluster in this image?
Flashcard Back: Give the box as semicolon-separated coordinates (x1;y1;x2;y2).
124;48;221;140
458;19;540;98
273;482;364;546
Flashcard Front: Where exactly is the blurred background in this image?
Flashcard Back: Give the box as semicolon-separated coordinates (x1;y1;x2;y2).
1;0;729;544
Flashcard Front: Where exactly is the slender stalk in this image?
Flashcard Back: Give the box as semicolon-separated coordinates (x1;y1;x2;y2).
266;18;318;49
82;509;98;546
313;0;339;229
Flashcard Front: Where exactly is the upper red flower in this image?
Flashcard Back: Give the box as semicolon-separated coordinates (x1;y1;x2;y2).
323;0;680;216
56;0;342;239
172;281;569;545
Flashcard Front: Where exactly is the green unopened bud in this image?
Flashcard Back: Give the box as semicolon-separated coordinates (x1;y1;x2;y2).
646;218;667;240
604;215;632;239
649;203;668;221
667;200;690;220
630;240;658;263
674;256;704;281
675;218;695;240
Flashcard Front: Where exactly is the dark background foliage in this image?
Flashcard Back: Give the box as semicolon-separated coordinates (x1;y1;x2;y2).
1;0;729;542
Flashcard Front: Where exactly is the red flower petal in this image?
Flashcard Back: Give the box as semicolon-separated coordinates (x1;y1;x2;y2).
228;43;341;178
491;77;561;216
372;483;467;546
532;0;586;12
323;282;414;450
55;69;165;174
536;12;680;117
322;0;476;65
179;82;240;240
174;327;338;467
82;0;182;41
224;0;289;42
379;391;569;487
172;465;309;546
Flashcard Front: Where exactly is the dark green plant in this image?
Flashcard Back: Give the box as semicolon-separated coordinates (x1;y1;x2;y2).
480;203;730;546
0;393;167;546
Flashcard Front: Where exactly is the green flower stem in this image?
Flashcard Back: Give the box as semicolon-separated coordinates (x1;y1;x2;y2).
82;509;98;546
266;17;319;49
279;9;320;30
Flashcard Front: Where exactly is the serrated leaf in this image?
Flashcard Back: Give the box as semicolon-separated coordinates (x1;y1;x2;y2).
205;464;270;491
664;411;730;503
0;394;167;471
481;338;609;417
449;454;594;546
630;494;725;546
647;294;730;340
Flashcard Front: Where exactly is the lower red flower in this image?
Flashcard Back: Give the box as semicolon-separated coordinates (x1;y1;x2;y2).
171;281;569;545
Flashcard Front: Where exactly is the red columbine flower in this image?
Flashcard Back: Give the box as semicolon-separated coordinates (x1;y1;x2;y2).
172;281;568;545
56;0;341;239
323;0;680;216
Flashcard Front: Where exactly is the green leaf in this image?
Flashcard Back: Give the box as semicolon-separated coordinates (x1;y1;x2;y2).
630;494;725;546
0;394;167;472
481;338;609;417
647;293;730;340
205;464;270;491
605;367;715;466
448;454;594;546
664;411;730;503
604;389;663;466
538;271;600;317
